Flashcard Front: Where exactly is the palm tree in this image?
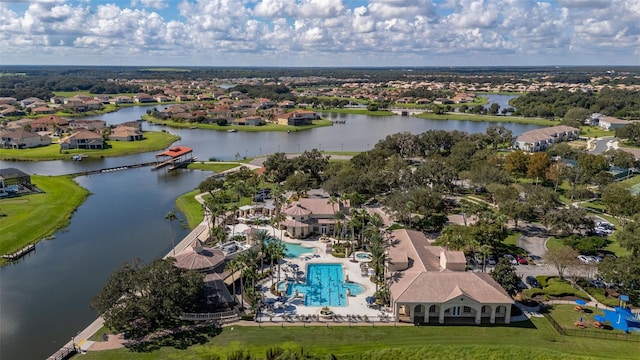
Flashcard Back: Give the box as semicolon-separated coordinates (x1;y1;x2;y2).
479;244;492;273
244;248;260;291
255;229;271;271
225;258;240;305
369;230;385;293
333;210;345;239
164;211;178;256
272;241;286;283
235;253;247;309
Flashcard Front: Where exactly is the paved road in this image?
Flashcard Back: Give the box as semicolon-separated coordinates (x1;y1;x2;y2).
517;222;550;258
589;136;615;154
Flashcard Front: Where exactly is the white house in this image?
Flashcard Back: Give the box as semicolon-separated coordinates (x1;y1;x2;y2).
598;116;631;131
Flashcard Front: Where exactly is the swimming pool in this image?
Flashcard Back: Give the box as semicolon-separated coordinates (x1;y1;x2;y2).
266;237;314;258
287;263;365;306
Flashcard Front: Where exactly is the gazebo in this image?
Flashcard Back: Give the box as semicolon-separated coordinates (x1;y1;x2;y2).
174;239;225;272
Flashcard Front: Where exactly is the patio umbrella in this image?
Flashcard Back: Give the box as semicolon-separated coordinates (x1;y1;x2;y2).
575;299;587;305
264;298;277;305
366;296;376;305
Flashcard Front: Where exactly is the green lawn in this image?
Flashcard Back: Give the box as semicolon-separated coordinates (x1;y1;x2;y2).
187;162;241;173
175;189;204;230
79;318;640;360
0;175;89;261
579;126;615;138
310;108;395;116
0;131;179;161
143;115;334;132
415;112;557;126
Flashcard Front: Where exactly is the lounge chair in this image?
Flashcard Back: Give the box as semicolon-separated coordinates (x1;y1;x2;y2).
574;305;584;312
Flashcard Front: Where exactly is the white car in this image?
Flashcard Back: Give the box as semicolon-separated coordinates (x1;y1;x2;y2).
577;255;591;263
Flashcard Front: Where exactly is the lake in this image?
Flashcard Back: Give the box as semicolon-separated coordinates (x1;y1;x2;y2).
0;105;542;358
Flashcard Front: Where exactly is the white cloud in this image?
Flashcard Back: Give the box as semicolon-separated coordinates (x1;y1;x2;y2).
0;0;637;66
131;0;168;10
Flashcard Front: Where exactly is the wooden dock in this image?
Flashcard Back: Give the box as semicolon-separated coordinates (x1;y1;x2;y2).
47;346;76;360
2;244;35;261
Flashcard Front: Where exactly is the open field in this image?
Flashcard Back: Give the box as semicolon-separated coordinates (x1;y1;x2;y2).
143;115;334;132
0;175;89;261
79;317;640;359
0;131;179;161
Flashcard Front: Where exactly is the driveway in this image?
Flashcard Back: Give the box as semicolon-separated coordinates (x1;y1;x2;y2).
589;136;615;155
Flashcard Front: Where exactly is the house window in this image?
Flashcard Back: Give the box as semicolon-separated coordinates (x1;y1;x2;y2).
429;305;436;313
481;306;488;313
463;306;471;313
496;306;502;314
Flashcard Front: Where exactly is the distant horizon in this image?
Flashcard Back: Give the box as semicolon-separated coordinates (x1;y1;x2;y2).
1;0;638;67
1;64;638;69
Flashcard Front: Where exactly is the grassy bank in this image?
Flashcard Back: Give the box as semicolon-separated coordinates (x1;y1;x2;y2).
187;162;241;173
0;175;89;262
175;189;204;230
143;115;334;132
79;317;639;359
415;112;557;126
312;108;395;116
0;131;179;161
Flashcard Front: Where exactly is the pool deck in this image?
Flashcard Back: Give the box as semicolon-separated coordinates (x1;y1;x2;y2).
232;224;393;323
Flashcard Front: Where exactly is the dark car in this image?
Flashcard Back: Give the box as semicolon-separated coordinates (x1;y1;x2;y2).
526;276;541;288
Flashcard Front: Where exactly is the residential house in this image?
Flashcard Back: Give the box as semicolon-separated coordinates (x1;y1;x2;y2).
0;97;17;105
0;129;51;149
598;116;631;131
0;105;25;117
93;95;111;104
30;115;69;132
20;97;43;107
69;119;107;131
50;96;66;104
278;100;296;108
109;96;134;105
232;116;263;126
279;197;350;239
60;130;105;150
514;125;580;152
388;229;513;325
109;126;143;141
0;167;32;196
133;93;155;103
31;106;56;115
117;121;143;131
276;110;320;126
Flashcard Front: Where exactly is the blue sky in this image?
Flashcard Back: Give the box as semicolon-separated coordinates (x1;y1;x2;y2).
0;0;638;67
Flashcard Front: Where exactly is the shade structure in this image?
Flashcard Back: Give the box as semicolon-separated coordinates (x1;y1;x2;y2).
575;299;587;305
594;315;606;322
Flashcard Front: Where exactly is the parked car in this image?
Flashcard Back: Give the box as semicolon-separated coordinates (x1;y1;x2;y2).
577;255;593;263
526;276;541;288
590;280;605;288
486;256;497;266
503;254;518;266
516;255;528;265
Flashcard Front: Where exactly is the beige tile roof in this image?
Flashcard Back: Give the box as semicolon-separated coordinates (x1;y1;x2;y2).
174;240;225;271
391;271;513;304
283;203;312;216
